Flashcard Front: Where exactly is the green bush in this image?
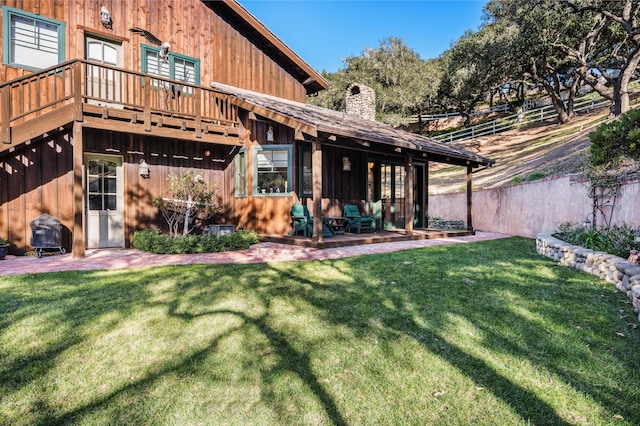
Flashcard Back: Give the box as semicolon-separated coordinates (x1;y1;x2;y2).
133;229;259;254
554;221;639;258
589;109;640;167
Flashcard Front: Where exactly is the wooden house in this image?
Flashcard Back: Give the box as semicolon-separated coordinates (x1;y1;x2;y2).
0;0;494;257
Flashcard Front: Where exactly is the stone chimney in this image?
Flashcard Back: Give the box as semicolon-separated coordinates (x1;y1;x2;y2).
345;83;376;121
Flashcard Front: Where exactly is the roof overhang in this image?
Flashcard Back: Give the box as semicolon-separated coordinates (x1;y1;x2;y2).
212;82;495;169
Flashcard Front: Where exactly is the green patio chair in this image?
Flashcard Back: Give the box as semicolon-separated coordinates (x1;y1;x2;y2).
290;204;313;237
343;204;374;234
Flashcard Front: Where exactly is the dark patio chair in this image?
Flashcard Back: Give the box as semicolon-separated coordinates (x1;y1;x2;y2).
290;204;313;237
343;204;374;233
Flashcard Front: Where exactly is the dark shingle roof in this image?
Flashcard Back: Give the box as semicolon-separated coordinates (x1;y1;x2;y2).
211;82;495;168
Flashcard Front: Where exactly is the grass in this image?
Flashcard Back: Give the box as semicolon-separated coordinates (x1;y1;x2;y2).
510;171;547;185
1;237;640;425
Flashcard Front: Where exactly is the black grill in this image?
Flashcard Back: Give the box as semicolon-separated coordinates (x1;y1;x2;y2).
30;214;66;258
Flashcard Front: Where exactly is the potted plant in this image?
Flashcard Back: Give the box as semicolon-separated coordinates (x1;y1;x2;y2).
0;237;8;260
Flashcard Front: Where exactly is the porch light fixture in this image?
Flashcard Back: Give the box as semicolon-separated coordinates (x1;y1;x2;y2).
342;156;351;171
634;229;640;243
266;125;274;142
100;6;112;28
139;159;150;178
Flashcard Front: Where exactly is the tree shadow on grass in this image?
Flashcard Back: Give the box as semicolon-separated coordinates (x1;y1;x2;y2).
261;240;640;424
3;238;640;424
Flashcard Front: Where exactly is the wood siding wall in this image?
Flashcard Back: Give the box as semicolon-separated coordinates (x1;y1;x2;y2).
0;126;239;254
0;0;308;101
0;127;74;253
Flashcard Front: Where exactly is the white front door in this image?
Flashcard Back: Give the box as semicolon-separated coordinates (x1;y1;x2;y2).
85;154;125;248
85;35;123;107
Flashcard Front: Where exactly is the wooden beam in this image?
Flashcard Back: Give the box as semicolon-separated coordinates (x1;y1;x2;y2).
1;85;11;144
425;161;430;227
72;62;83;121
81;116;242;146
143;78;151;132
72;121;85;258
466;165;473;231
405;154;414;235
311;140;323;243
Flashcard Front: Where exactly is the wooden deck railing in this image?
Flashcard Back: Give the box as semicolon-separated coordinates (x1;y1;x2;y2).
1;59;240;146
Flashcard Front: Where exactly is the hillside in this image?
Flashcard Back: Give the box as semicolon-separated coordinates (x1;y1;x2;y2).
428;109;639;194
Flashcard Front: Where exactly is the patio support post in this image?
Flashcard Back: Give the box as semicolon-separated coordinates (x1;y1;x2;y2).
72;121;86;258
466;165;473;231
405;154;414;235
312;140;323;243
425;161;429;228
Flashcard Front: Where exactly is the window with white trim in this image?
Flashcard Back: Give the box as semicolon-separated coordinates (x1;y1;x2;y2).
2;6;65;70
253;145;292;195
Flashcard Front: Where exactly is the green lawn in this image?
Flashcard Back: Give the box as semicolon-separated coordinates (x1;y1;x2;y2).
1;237;639;425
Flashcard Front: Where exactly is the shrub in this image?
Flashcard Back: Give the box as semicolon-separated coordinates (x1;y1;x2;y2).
133;229;259;254
554;221;639;258
153;171;220;238
589;109;640;167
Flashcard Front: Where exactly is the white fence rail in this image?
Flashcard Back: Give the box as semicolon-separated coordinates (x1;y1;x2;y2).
432;82;640;144
402;103;510;122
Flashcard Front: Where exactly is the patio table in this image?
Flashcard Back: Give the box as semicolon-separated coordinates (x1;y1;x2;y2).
322;217;348;235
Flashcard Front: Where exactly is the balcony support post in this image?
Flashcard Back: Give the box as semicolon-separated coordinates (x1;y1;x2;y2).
1;85;11;144
72;61;83;121
72;120;86;258
143;77;151;132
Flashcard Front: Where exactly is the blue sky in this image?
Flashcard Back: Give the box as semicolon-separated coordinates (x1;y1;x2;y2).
239;0;488;73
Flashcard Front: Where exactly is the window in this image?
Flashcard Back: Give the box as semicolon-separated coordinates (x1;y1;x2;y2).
2;6;65;70
235;148;247;197
299;145;313;197
141;45;200;85
87;159;118;211
253;145;292;195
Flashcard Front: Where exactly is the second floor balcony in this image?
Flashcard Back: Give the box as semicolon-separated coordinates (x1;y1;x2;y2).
0;59;242;154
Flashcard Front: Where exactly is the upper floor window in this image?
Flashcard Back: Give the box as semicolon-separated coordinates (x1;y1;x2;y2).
2;6;65;70
141;45;200;85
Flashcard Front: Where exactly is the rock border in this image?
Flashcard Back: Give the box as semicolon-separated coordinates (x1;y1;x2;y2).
536;231;640;321
428;220;464;229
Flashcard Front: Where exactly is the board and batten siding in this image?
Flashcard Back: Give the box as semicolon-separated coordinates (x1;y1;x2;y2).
0;0;308;101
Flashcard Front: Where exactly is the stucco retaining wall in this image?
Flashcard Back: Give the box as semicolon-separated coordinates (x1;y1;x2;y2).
536;231;640;321
429;176;640;238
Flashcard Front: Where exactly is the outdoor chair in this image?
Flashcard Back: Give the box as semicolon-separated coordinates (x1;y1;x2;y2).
343;204;374;233
290;204;313;237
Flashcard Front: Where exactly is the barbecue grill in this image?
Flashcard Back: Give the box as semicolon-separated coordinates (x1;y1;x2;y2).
30;214;66;258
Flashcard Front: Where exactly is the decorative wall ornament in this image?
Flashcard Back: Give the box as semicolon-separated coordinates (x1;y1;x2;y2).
342;156;351;171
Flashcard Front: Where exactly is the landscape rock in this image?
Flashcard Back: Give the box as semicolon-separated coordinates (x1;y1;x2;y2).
537;232;640;326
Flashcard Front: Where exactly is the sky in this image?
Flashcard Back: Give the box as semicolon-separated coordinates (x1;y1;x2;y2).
239;0;488;74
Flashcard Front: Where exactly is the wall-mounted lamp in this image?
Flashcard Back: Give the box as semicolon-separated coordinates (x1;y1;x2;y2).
342;156;351;171
101;6;112;29
266;125;274;142
139;159;150;178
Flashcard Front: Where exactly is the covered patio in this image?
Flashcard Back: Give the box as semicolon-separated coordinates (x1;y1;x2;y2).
214;82;496;244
